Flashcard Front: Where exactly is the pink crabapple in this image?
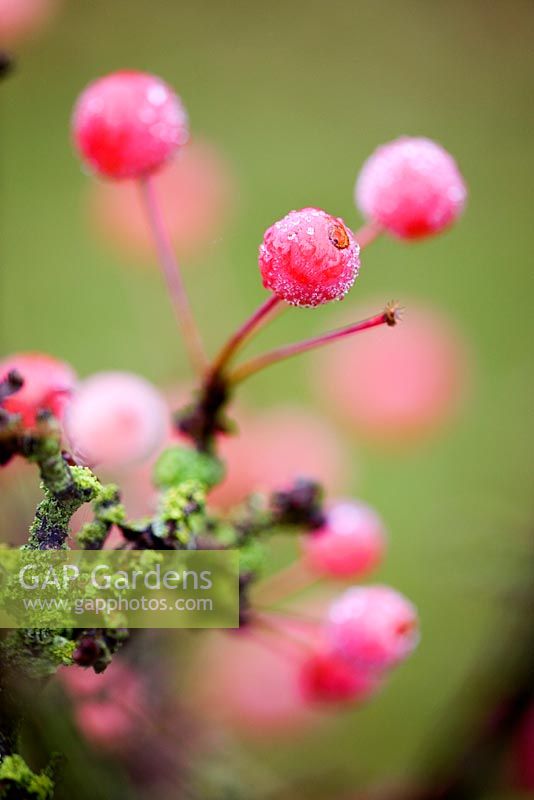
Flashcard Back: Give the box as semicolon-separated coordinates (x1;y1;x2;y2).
61;661;146;752
74;701;137;751
72;71;188;180
64;371;168;468
0;352;76;427
0;0;59;46
299;648;380;705
88;138;236;263
301;500;386;580
356;136;467;239
259;207;360;307
209;405;351;509
315;302;468;447
327;585;419;672
190;627;319;737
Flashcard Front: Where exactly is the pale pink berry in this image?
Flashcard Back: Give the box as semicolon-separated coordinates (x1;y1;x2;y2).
0;0;58;46
74;701;135;750
356;137;467;239
60;660;144;704
209;406;350;509
327;586;419;671
315;303;468;446
62;661;145;751
259;207;360;307
299;649;379;705
101;383;187;518
88;139;236;263
65;371;167;468
302;501;386;579
191;629;317;736
72;71;188;180
0;352;76;427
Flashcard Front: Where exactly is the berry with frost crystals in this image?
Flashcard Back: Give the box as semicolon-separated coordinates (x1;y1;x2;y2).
259;207;360;307
0;352;76;426
299;649;379;704
65;371;168;468
327;586;419;671
302;501;386;579
356;137;466;239
72;71;188;180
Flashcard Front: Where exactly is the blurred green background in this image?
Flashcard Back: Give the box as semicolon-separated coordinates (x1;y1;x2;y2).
2;0;534;797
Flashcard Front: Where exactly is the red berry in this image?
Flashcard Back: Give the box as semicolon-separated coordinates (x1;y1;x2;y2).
259;207;360;307
302;501;386;579
300;649;378;704
72;71;188;180
0;352;76;427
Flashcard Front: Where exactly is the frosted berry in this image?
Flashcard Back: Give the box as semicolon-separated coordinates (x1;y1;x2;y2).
72;71;188;180
0;352;76;426
259;207;360;307
327;585;419;671
302;501;386;579
356;137;467;239
65;371;167;468
299;649;379;705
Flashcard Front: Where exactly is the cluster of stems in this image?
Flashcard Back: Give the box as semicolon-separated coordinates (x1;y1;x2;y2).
138;174;396;453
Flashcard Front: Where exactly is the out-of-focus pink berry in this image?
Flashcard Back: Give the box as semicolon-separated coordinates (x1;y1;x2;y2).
0;352;76;427
101;383;186;518
327;586;419;671
316;303;468;447
0;0;58;46
302;501;386;579
65;371;167;468
72;71;188;180
88;139;236;263
74;701;135;750
209;406;350;509
61;661;145;751
259;207;360;307
356;137;467;239
60;659;142;702
299;649;379;704
191;628;318;736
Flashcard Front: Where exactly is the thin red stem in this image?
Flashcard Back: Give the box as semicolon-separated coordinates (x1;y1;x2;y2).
354;221;383;249
209;295;282;377
254;612;318;655
229;307;397;385
253;559;319;607
139;176;207;374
